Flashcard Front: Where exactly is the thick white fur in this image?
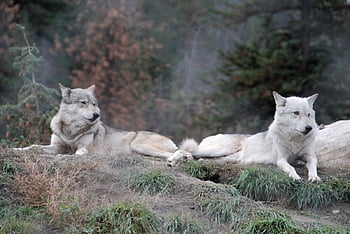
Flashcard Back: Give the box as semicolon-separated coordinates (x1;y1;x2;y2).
182;91;321;182
14;84;192;165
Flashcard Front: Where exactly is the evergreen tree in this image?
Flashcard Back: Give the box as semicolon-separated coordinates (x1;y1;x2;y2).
198;0;350;133
0;25;59;146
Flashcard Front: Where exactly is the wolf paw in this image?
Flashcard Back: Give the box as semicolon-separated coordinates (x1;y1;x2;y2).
167;150;193;167
290;174;302;182
308;175;321;183
75;148;88;155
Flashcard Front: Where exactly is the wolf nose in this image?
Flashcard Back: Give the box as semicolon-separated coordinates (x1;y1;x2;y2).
92;112;100;120
304;125;312;134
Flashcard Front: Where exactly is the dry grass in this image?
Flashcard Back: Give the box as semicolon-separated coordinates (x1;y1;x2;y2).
12;156;96;223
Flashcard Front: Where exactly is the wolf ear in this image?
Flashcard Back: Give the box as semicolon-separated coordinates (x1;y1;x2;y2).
86;84;96;92
58;83;71;97
272;91;286;107
307;93;318;107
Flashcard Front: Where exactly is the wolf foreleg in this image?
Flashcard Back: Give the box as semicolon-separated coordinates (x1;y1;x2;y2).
305;153;321;182
276;157;302;181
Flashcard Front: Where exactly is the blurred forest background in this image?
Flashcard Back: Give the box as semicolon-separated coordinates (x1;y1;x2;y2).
1;0;350;146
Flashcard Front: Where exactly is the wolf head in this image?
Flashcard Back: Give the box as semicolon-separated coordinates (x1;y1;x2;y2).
58;83;100;124
272;91;318;136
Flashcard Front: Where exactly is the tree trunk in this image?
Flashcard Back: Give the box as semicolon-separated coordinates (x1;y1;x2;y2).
300;0;311;70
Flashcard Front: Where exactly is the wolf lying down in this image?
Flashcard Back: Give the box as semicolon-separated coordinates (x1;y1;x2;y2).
14;84;192;162
175;91;321;182
15;84;320;182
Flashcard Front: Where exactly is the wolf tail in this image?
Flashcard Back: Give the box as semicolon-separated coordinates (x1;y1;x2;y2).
179;138;198;154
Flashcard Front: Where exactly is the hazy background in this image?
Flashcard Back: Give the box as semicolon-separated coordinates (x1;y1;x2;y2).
1;0;350;144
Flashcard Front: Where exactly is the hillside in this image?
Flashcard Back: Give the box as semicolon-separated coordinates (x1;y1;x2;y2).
0;146;349;233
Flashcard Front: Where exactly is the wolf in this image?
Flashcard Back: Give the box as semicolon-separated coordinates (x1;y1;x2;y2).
176;91;321;182
14;84;192;164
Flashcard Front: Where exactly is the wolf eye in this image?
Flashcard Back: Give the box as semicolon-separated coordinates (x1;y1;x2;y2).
307;113;311;117
293;111;300;115
80;101;87;105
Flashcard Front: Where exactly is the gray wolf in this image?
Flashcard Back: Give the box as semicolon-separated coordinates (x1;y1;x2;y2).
14;84;192;164
177;91;321;182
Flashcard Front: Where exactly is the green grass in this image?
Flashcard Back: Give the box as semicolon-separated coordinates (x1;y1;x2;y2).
87;202;161;234
192;184;240;200
199;195;259;225
239;208;303;233
289;182;337;209
164;215;204;234
235;167;343;209
0;158;18;175
235;167;294;202
324;174;350;202
181;160;213;180
0;199;45;233
305;223;350;234
0;158;19;187
244;216;304;234
128;169;175;195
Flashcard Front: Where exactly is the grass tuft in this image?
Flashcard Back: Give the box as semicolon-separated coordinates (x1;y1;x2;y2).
182;160;213;180
324;174;350;202
0;158;18;175
240;208;303;233
0;158;19;187
244;216;303;234
192;184;240;200
306;223;350;234
11;156;94;224
87;202;161;234
289;182;336;209
235;167;294;202
128;169;175;195
0;201;45;234
164;214;204;234
199;196;259;225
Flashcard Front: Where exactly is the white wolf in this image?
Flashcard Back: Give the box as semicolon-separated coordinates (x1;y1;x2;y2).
14;84;192;164
176;91;321;182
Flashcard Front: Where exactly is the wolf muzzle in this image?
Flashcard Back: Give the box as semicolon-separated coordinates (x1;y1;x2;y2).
89;112;100;122
303;125;313;135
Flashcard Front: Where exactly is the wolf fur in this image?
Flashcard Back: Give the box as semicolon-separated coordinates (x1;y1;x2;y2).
179;91;320;182
14;84;192;164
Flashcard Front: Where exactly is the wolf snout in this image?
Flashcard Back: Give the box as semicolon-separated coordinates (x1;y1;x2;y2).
90;112;100;121
303;125;313;135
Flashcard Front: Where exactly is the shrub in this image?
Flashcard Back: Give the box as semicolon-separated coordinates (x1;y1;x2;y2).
164;215;204;234
128;169;175;195
11;156;89;223
235;167;294;202
87;202;161;234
